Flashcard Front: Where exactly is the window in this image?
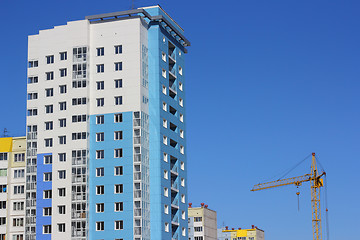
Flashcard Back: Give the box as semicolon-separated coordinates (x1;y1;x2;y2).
180;129;184;138
59;102;66;111
58;223;65;232
194;227;203;232
96;203;104;213
96;132;104;142
43;225;51;234
59;85;67;94
182;210;185;220
164;187;168;197
0;201;5;209
96;186;104;195
181;162;184;171
180;113;184;122
43;190;52;199
163;170;168;179
96;115;104;124
165;222;169;232
114;131;123;140
115;45;122;54
115;96;123;105
164;205;169;214
96;168;104;177
14;185;24;194
163;153;168;162
45;138;53;147
14;169;24;178
0;218;5;225
163;119;167;128
114;184;123;194
162;85;167;95
44;172;52;182
58;188;65;197
182;227;186;236
179;82;183;91
45;88;54;97
43;207;52;216
115;220;123;230
96;98;104;107
59;118;66;127
45;105;53;114
163;136;167;145
28;76;38;84
162;69;166;78
13;218;24;227
72;115;87;123
115;62;122;71
179;66;183;75
13;202;24;211
0;185;6;193
44;155;52;164
181;194;185;203
194;217;202;222
180;145;185;154
0;169;6;177
0;153;7;161
181;178;185;187
46;55;54;64
114;202;123;212
46;71;54;80
96;81;104;90
162;102;167;111
58;136;66;145
114;149;123;158
60;68;67;77
58;170;66;179
162;52;166;62
97;64;104;73
114;114;123;123
14;153;25;162
114;166;123;176
45;121;53;130
72;97;87;105
114;79;122;88
28;60;38;68
96;150;104;159
60;51;67;60
97;47;104;56
96;221;104;231
27;92;38;100
27;109;37;116
59;153;66;162
179;98;184;107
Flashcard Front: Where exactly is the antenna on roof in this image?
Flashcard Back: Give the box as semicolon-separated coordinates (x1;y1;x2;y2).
131;0;135;10
2;128;8;137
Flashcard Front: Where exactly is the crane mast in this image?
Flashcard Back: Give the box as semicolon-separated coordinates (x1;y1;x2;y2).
251;153;325;240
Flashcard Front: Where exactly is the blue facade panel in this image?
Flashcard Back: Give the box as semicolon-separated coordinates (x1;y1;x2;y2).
88;112;134;240
36;153;52;239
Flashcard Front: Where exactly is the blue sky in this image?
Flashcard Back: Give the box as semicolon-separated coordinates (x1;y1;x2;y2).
1;0;359;239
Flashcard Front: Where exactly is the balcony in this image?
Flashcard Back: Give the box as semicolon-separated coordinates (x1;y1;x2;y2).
72;157;86;165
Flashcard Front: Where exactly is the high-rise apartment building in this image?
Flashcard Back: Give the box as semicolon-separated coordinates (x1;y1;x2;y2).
188;203;217;240
25;5;189;240
0;137;26;240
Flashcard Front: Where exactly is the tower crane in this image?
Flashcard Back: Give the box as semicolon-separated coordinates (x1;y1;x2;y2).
251;153;326;240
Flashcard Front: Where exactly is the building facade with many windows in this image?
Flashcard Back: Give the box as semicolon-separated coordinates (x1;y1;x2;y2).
0;137;26;240
25;5;189;240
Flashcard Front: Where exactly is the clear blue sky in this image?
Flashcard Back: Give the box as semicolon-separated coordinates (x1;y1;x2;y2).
1;0;359;239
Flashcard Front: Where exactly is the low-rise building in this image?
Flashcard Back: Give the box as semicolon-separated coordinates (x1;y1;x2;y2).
0;136;26;240
218;226;265;240
188;203;217;240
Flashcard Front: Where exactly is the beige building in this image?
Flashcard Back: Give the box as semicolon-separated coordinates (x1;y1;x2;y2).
0;137;26;240
188;203;217;240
